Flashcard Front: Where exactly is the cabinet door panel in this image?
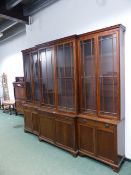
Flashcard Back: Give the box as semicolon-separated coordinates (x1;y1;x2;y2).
96;124;116;162
55;117;75;150
39;115;55;143
24;109;32;132
78;120;95;155
32;112;39;135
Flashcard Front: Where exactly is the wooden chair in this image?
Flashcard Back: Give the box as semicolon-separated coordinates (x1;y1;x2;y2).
2;100;16;115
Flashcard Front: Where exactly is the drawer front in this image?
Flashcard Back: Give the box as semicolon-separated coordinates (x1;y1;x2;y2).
96;122;115;132
77;118;96;126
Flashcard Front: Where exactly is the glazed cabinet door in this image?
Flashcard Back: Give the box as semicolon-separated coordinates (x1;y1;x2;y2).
96;122;117;163
31;52;40;103
56;42;76;112
98;32;119;118
79;37;96;114
39;112;55;143
23;53;32;102
77;118;96;156
39;47;55;107
55;115;76;151
24;109;32;132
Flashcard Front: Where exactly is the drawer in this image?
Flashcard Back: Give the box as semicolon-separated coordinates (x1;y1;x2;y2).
55;114;74;122
96;122;115;132
77;118;96;126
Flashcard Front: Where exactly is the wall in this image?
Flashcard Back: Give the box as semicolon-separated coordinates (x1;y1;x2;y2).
0;0;131;159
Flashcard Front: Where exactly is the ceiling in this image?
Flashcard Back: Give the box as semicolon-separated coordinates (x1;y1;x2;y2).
0;0;59;43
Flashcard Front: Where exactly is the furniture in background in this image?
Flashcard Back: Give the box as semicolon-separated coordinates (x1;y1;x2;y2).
2;100;15;115
22;24;125;172
13;77;26;115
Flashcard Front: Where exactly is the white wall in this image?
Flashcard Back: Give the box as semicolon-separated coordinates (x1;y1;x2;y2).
0;0;131;159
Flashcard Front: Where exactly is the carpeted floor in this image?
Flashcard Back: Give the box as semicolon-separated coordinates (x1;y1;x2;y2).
0;110;130;175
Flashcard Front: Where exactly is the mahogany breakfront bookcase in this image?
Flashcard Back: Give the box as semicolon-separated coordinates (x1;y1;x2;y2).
22;24;125;172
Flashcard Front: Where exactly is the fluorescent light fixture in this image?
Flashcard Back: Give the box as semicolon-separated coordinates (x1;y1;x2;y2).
0;32;3;38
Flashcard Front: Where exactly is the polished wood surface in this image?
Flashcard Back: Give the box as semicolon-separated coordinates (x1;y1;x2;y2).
22;24;125;172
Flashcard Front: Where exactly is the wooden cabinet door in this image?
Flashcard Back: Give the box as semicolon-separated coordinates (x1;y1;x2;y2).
96;122;117;163
24;109;32;132
77;118;96;156
39;113;55;143
55;116;76;151
32;112;39;135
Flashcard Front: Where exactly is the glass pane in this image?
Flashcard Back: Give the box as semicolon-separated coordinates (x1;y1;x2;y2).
48;78;54;92
100;77;117;115
26;82;32;101
46;49;53;79
99;34;117;116
56;45;65;77
99;34;117;76
83;39;95;76
82;77;96;113
40;48;55;107
48;93;54;105
23;53;32;101
65;43;74;78
40;50;46;79
32;53;39;79
43;92;48;104
58;79;66;108
34;80;40;101
80;39;96;114
56;42;75;112
24;54;31;81
58;79;74;111
66;79;74;109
